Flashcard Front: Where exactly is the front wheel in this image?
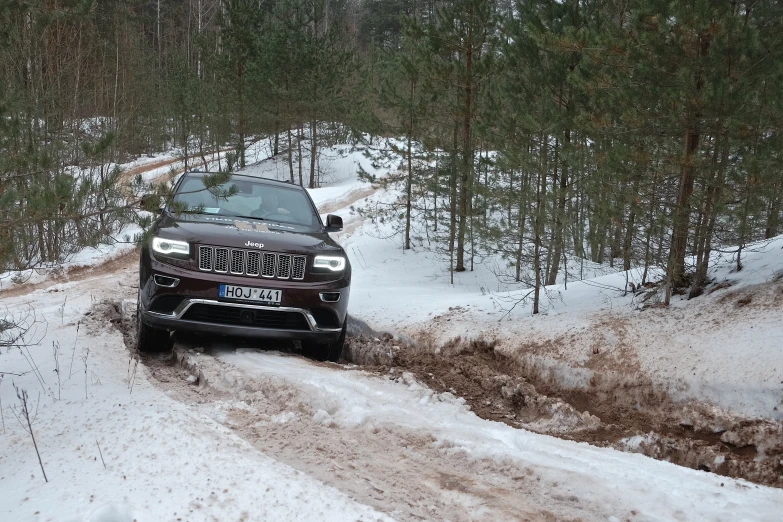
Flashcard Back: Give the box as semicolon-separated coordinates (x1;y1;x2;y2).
302;316;347;363
136;293;172;353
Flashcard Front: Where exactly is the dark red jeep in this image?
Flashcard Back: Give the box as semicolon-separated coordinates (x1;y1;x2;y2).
136;171;350;362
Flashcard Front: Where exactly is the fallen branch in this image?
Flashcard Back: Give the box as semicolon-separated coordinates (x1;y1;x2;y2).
96;440;106;470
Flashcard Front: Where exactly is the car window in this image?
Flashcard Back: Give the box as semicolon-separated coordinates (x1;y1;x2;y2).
173;176;319;231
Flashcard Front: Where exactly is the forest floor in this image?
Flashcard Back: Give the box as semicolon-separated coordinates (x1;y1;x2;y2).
2;139;782;521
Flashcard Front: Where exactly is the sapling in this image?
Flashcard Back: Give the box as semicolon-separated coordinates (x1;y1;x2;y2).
68;321;81;378
52;341;61;400
11;385;47;482
82;345;90;399
59;296;68;325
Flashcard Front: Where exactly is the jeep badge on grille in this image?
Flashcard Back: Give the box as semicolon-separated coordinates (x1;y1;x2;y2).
244;241;264;249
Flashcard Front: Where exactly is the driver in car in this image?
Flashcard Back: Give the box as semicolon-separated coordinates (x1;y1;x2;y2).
252;192;290;219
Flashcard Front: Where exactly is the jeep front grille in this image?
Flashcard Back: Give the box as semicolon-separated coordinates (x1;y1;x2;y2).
262;252;276;278
292;256;306;280
277;254;291;279
230;250;244;275
198;245;305;280
198;247;212;271
246;251;260;276
215;248;228;273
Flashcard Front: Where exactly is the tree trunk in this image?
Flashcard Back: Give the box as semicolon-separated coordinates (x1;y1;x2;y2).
533;170;544;315
533;135;547;314
666;34;709;302
766;185;781;239
449;122;459;284
641;177;657;285
449;122;459;255
309;118;317;188
405;79;416;250
692;137;720;272
297;122;304;186
667;123;699;295
623;172;640;272
455;2;474;273
237;62;246;169
433;152;439;233
287;127;295;183
690;135;728;298
515;168;529;282
547;129;569;285
405;132;413;250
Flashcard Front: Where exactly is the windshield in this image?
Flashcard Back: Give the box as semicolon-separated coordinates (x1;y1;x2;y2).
173;176;320;231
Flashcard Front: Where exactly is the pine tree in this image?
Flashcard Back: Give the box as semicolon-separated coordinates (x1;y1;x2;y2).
379;8;431;250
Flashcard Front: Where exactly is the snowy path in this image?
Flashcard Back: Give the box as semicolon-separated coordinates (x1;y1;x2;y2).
165;344;783;522
0;268;389;522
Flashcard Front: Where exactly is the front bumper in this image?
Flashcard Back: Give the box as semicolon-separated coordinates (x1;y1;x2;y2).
139;251;350;341
143;298;343;341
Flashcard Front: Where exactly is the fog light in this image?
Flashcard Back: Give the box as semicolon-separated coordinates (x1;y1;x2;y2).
319;292;341;303
153;275;180;288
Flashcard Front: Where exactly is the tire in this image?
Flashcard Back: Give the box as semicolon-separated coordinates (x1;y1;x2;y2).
136;293;171;353
300;340;325;361
302;316;347;363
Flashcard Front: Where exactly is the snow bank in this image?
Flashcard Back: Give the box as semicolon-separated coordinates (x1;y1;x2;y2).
0;274;388;521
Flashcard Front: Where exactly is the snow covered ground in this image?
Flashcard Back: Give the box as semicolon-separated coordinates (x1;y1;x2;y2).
3;268;783;521
2;133;783;520
0;270;389;522
210;349;783;521
245;135;783;420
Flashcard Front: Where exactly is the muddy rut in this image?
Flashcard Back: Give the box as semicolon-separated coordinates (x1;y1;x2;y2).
346;335;783;489
94;292;783;521
100;300;596;522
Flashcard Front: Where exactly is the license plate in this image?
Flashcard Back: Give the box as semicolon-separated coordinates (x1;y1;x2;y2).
219;284;282;304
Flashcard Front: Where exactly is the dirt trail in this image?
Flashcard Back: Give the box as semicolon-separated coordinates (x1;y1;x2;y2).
120;145;241;184
0;249;138;298
98;300;594;522
319;186;379;215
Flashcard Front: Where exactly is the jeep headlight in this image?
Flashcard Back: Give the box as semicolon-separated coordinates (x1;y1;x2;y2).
152;237;190;256
313;255;346;272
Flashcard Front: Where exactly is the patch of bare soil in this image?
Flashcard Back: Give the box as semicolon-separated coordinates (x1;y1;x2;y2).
345;335;783;489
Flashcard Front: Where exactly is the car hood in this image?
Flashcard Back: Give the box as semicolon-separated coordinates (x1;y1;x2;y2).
154;213;343;255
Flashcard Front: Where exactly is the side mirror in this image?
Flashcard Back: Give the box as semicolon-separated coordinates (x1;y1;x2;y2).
140;193;164;213
325;214;343;232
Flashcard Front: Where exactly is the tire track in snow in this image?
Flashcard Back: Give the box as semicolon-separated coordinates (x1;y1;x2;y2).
144;343;599;522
